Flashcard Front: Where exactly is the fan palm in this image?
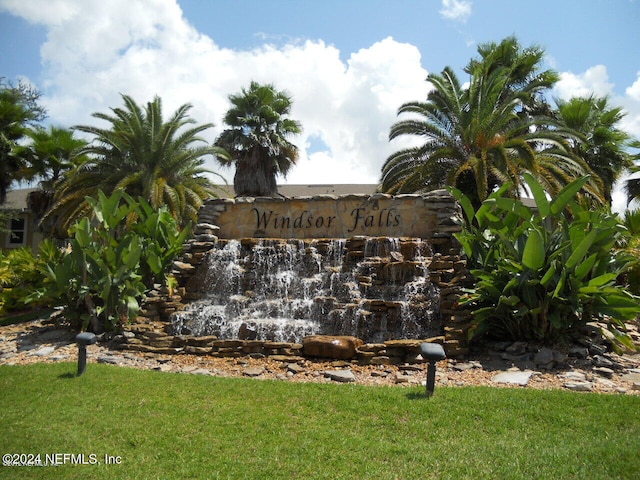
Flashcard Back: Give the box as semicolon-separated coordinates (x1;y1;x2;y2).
554;95;633;205
47;94;227;232
215;81;301;197
20;126;87;188
13;126;88;227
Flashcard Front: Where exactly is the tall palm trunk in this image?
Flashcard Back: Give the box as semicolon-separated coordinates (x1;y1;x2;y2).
233;148;277;197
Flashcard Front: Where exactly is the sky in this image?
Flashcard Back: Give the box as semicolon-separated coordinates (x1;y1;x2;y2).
1;0;639;210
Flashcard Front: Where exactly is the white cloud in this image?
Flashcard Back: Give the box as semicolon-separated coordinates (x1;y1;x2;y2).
439;0;472;23
553;65;614;100
627;72;640;101
2;0;430;187
0;0;79;26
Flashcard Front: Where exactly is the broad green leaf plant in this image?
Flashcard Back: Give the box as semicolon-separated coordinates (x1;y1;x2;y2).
451;174;640;346
38;190;188;332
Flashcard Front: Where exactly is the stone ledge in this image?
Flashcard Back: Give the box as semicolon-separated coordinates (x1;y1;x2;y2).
115;332;458;362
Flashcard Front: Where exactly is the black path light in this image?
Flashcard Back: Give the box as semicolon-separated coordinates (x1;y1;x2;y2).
75;332;97;376
420;342;446;397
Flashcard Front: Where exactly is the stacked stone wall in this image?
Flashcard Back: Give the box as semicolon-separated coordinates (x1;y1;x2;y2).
117;190;471;360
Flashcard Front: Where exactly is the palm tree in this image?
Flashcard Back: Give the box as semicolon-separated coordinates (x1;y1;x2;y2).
21;126;87;187
15;126;88;225
381;66;591;207
554;95;634;205
0;79;46;203
215;81;302;197
380;37;597;206
47;94;227;232
465;36;557;117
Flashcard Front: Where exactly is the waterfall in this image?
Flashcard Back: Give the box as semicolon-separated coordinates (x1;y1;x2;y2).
171;237;440;343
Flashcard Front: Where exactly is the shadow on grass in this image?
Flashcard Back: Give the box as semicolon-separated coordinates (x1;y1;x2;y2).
405;390;432;401
58;372;77;379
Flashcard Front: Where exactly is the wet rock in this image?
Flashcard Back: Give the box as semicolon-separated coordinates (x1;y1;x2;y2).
302;335;362;360
390;251;404;262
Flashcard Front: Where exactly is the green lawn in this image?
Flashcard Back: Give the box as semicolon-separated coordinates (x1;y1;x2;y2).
1;363;639;479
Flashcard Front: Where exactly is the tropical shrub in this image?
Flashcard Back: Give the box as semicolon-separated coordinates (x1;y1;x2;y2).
37;190;188;331
0;241;61;314
619;208;640;295
451;174;640;345
127;197;192;288
41;194;145;331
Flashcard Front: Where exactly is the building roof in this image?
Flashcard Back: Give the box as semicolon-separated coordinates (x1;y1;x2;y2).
0;188;37;212
1;185;380;213
217;184;378;198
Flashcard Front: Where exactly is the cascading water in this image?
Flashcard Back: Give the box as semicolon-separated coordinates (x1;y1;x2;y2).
171;237;440;343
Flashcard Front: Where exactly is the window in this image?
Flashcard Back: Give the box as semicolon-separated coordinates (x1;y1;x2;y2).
7;217;26;247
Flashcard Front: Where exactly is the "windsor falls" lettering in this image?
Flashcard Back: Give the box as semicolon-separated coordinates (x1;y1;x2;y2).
251;206;401;233
203;193;441;239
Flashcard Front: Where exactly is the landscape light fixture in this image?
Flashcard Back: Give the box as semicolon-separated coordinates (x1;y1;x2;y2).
75;332;97;376
420;342;446;397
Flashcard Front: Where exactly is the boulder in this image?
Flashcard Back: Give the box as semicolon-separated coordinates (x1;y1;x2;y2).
302;335;363;360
